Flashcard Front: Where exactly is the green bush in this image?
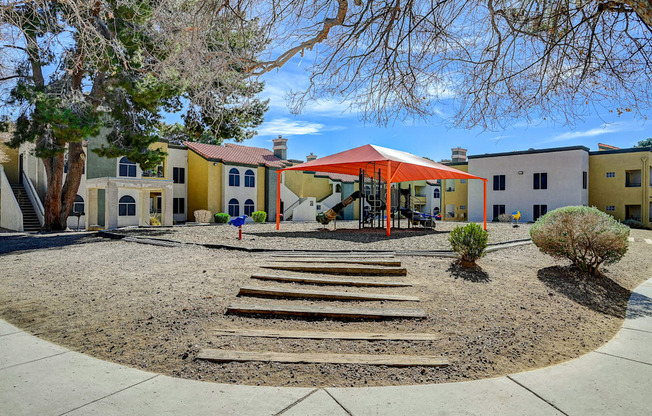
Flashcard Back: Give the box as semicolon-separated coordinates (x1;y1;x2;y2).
252;211;267;223
530;206;629;275
214;213;229;223
449;223;489;268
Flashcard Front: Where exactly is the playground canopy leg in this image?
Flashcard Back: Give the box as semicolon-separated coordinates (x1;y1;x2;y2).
386;161;391;237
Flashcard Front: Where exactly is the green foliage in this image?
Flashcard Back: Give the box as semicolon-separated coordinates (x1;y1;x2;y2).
214;213;230;223
252;211;267;223
635;138;652;148
448;223;489;268
530;206;629;275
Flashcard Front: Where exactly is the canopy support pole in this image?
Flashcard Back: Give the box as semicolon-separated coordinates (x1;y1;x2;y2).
483;179;487;231
276;170;281;230
386;161;391;237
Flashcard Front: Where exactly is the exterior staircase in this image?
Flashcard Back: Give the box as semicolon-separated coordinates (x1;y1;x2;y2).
10;183;42;231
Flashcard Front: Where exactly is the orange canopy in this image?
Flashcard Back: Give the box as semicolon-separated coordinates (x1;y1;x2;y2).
276;144;488;236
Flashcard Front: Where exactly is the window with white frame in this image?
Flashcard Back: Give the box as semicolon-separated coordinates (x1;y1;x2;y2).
244;169;255;187
173;167;185;184
229;168;240;187
119;157;137;177
173;198;185;214
244;199;255;216
433;188;440;198
119;195;136;216
228;198;239;216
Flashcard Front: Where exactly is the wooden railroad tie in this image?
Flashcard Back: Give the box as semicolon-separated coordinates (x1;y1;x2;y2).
267;258;402;267
197;349;448;367
238;286;419;302
251;274;412;287
212;328;441;341
261;264;407;276
270;252;396;258
226;303;427;319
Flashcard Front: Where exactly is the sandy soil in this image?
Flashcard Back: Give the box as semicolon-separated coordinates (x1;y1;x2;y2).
0;224;650;387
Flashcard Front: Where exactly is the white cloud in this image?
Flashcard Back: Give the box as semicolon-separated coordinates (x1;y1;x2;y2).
256;118;342;137
547;122;639;143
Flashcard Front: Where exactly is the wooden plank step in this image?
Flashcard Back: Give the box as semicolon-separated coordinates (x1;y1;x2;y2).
268;258;402;267
261;265;407;276
226;303;427;319
197;349;448;367
251;274;412;287
270;252;395;258
212;328;441;341
238;286;419;302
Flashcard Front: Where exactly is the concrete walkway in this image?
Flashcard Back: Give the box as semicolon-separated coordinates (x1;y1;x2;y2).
2;280;651;416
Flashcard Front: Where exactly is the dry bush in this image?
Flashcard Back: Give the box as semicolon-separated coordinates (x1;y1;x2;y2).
194;210;213;223
530;206;629;276
448;223;489;268
497;213;513;223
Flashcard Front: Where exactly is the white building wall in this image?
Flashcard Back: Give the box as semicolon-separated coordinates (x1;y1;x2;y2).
425;183;441;215
222;164;258;218
468;149;589;223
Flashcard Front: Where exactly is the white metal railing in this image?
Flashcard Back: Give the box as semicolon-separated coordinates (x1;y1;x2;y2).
22;171;44;226
0;166;23;231
283;197;306;221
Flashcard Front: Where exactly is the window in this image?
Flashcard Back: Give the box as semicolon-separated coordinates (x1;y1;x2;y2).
244;199;255;216
460;205;466;210
119;157;137;177
142;164;164;178
533;173;548;190
446;179;455;192
533;204;548;221
70;195;84;214
583;171;588;189
228;198;239;216
433;188;440;198
335;184;342;193
244;169;255;187
173;198;185;214
119;195;136;216
460;179;466;184
173;167;185;184
606;172;615;178
229;168;240;187
493;175;505;191
606;206;615;211
493;204;505;220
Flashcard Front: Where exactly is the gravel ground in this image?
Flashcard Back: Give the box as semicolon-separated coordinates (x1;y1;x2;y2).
0;225;650;388
113;221;531;251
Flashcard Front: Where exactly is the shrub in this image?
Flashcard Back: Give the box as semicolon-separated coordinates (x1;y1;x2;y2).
623;219;649;230
252;211;267;223
530;206;629;275
214;213;229;223
449;223;489;268
194;209;212;223
497;213;513;223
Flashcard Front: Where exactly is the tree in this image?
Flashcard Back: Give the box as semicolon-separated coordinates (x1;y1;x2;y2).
242;1;652;128
635;138;652;147
0;1;267;231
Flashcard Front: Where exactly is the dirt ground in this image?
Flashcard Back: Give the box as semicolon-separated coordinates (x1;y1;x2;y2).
0;224;650;387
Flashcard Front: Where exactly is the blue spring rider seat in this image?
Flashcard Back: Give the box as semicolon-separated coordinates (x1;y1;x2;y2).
228;215;247;227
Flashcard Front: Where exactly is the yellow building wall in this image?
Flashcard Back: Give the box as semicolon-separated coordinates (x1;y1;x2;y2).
589;151;651;226
0;143;19;183
149;142;168;180
206;160;223;216
284;171;333;200
441;165;469;221
187;150;209;221
257;166;266;211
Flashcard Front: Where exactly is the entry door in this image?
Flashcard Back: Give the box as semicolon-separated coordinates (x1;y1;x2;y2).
150;195;162;214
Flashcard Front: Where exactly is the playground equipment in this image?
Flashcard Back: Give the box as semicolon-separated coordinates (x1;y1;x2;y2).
317;191;360;225
229;215;247;240
512;210;521;228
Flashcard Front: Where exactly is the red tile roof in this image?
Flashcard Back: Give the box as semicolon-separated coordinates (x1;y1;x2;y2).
315;172;359;183
184;142;290;168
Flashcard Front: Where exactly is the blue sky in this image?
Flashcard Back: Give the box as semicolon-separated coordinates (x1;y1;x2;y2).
240;56;651;163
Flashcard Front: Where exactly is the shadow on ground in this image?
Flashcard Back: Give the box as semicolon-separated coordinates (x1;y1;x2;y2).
447;261;491;282
0;233;99;256
537;266;631;318
626;292;652;320
113;228;179;238
248;228;448;243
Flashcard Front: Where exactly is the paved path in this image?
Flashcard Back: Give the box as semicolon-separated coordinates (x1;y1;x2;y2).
2;279;651;416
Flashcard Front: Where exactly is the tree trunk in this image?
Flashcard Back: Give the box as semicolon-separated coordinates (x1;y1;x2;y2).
42;153;65;231
57;141;85;230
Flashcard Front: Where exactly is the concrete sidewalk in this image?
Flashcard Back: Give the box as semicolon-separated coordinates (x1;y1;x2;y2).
2;280;651;416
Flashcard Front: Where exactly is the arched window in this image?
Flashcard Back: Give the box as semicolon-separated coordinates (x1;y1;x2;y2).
119;195;136;216
244;169;255;187
335;184;342;193
229;168;240;187
228;198;239;216
119;157;137;177
70;195;84;214
433;188;440;198
244;199;255;216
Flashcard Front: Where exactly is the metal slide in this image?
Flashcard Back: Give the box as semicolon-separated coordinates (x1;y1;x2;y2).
316;191;361;224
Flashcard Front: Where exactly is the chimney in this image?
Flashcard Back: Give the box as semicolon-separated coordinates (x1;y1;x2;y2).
306;152;317;162
272;135;288;160
451;147;467;163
